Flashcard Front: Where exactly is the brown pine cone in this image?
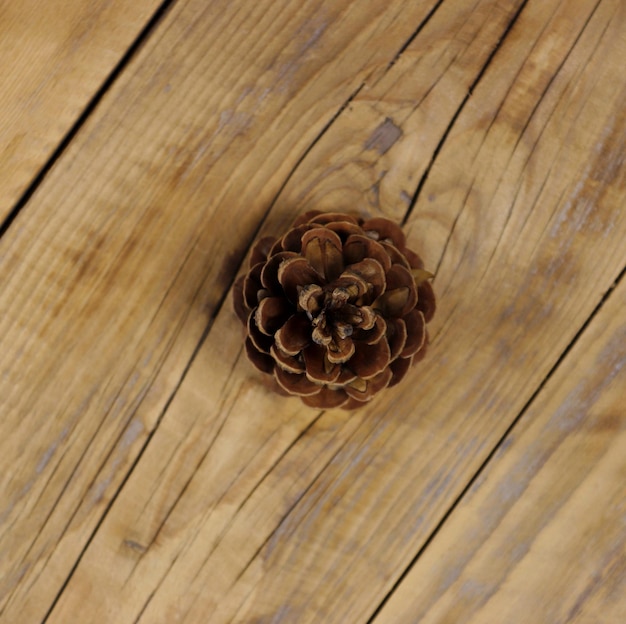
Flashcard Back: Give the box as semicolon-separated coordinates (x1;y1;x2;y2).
233;211;435;409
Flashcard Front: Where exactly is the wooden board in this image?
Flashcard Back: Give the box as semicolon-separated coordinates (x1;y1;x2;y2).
0;0;446;621
0;0;163;221
0;0;625;621
373;275;626;624
42;0;626;622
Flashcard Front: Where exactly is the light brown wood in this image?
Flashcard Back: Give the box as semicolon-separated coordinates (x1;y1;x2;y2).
41;0;626;621
1;0;625;622
0;0;162;221
374;277;626;624
0;0;444;621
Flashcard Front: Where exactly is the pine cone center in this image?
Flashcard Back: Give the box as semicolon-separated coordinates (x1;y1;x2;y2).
298;278;380;366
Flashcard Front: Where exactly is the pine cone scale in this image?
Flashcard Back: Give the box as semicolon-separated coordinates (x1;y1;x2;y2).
247;312;273;353
386;317;408;360
274;313;311;355
275;366;320;396
348;339;391;380
401;310;427;358
245;338;274;374
271;344;306;374
301;228;344;282
343;235;393;272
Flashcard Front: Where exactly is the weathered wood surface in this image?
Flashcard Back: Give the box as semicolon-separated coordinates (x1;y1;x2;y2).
1;0;625;622
0;0;163;222
374;274;626;623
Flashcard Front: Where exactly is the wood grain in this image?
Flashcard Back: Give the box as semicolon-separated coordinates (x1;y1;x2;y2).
0;1;446;621
0;0;163;222
266;0;531;223
373;276;626;624
41;0;626;622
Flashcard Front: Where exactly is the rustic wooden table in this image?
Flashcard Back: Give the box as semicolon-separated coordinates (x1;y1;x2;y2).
1;1;625;622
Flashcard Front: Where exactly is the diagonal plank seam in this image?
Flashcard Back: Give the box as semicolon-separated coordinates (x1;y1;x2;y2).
130;407;327;623
403;0;531;244
384;0;447;73
480;0;606;279
0;0;179;242
366;261;626;623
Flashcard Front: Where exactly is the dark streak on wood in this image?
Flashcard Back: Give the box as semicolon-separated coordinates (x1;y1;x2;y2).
402;0;533;227
367;258;626;623
123;539;148;554
364;119;403;155
0;0;179;244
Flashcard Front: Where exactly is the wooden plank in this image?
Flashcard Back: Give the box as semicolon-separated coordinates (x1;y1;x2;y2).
373;276;626;624
0;0;164;222
44;0;626;622
0;0;447;621
267;0;529;222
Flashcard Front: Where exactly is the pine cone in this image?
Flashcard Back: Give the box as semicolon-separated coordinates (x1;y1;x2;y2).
233;211;435;409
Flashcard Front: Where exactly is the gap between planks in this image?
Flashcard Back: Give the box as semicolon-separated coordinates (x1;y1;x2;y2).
403;0;532;230
0;0;178;241
367;261;626;622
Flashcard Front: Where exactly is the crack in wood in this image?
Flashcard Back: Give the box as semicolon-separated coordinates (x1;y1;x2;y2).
402;0;533;227
0;0;179;243
384;0;448;72
366;260;626;622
